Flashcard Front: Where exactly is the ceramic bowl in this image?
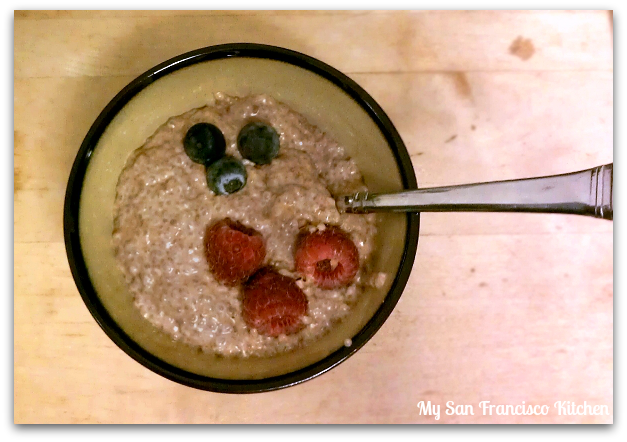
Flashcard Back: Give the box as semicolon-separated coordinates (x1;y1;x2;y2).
64;43;420;392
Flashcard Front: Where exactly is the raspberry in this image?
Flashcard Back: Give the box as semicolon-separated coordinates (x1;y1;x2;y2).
242;267;308;337
205;218;265;286
294;226;359;289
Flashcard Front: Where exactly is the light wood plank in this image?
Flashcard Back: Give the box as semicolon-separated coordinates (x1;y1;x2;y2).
15;11;612;79
351;70;613;183
14;10;368;20
14;76;136;195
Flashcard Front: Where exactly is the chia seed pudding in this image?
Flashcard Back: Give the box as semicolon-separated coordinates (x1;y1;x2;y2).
112;93;381;358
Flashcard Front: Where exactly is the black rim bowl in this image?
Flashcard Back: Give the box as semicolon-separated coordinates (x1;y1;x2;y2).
63;43;420;393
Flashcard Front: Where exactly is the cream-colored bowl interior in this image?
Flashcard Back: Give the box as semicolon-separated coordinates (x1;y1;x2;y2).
79;57;408;380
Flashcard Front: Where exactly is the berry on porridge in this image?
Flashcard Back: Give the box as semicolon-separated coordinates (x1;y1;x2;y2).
205;218;266;286
242;267;308;337
206;155;248;195
237;121;281;165
183;122;226;166
294;226;360;289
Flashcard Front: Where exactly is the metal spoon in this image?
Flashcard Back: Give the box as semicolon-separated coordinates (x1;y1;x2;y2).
337;163;613;220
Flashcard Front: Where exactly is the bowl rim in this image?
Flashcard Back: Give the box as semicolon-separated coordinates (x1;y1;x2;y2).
63;43;420;393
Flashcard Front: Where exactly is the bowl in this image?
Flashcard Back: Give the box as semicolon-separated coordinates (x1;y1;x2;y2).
64;43;420;393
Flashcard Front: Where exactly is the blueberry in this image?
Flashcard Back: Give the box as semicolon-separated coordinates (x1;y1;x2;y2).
207;156;247;195
183;123;226;165
237;122;280;165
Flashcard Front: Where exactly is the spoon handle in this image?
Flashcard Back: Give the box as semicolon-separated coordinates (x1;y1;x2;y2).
339;163;613;220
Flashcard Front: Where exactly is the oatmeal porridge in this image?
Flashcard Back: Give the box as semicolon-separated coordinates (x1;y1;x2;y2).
112;93;381;358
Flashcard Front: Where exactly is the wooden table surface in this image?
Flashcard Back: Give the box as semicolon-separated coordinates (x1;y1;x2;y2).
14;10;613;424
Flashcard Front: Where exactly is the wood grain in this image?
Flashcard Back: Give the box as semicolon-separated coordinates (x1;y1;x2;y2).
14;10;613;424
15;10;612;79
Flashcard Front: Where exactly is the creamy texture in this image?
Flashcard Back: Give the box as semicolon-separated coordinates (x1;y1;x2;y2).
112;94;378;357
